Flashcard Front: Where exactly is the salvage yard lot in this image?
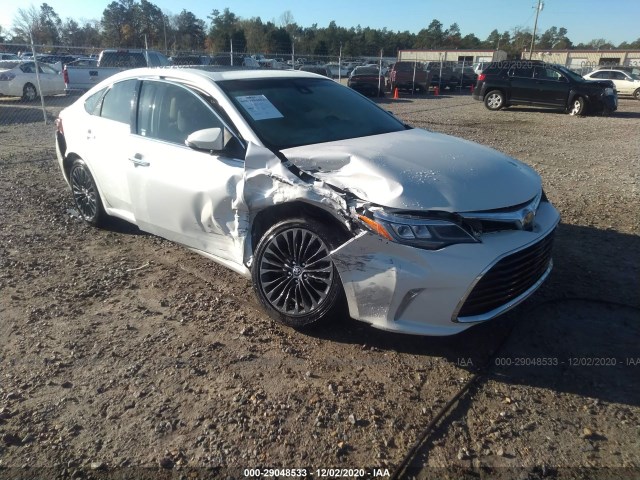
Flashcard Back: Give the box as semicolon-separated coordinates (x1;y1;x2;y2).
0;93;639;479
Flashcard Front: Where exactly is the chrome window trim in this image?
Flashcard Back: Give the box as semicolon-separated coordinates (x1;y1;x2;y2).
459;190;542;230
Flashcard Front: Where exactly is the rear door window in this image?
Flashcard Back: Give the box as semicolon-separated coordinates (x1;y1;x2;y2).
100;79;137;124
508;66;533;78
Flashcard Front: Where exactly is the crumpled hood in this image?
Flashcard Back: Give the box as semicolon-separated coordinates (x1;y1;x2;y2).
282;129;541;212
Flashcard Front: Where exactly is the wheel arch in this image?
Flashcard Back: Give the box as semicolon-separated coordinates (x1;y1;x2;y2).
483;87;507;101
63;153;111;215
567;90;590;109
62;151;82;182
249;201;352;259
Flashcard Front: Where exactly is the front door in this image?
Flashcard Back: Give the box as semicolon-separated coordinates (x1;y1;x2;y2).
126;80;246;264
532;66;570;106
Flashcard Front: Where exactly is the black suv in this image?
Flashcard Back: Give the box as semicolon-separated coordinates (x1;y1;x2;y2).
473;60;617;115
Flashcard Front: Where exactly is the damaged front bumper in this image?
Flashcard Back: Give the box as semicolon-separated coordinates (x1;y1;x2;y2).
331;201;560;336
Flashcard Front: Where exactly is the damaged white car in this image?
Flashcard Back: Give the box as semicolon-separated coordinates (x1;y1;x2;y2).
55;68;560;336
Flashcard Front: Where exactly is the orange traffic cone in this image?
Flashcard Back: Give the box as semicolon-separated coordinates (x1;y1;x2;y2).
434;86;440;96
393;87;399;99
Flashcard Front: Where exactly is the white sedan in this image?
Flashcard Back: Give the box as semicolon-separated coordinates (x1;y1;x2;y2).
0;60;65;100
55;68;559;336
325;63;350;78
583;68;640;99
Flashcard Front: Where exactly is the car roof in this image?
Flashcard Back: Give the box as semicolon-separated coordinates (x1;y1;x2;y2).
109;66;321;82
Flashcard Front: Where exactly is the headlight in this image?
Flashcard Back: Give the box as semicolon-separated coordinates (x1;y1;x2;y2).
357;210;479;250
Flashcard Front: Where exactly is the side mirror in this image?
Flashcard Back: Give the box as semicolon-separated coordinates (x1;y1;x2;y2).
185;128;224;152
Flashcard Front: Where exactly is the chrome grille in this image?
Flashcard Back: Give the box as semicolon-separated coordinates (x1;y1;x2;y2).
458;230;555;318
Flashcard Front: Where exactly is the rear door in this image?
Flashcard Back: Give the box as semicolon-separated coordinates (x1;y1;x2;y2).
38;63;63;94
87;79;138;216
507;65;536;103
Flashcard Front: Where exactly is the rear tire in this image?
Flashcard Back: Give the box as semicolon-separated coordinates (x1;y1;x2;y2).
252;218;347;329
69;158;106;226
484;90;504;110
569;96;585;116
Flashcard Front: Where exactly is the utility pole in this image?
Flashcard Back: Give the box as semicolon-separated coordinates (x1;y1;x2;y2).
163;14;167;55
529;0;543;60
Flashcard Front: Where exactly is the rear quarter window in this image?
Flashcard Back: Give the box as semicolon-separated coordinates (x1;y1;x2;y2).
84;87;107;115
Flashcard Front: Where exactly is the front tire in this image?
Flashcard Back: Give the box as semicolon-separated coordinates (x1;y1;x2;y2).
22;83;38;101
252;218;346;328
484;90;504;110
633;88;640;100
69;158;106;226
569;96;585;116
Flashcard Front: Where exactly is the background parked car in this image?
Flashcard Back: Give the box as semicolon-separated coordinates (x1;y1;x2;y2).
452;66;478;88
37;54;77;67
388;61;429;93
64;49;170;93
171;54;211;66
299;65;332;77
583;68;640;99
347;66;385;96
325;63;349;78
0;60;65;100
66;58;98;68
0;53;20;60
473;60;617;115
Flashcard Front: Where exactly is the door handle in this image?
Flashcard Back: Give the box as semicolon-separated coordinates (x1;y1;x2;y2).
128;154;150;167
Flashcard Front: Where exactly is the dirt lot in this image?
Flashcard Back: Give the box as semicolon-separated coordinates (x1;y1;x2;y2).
0;92;639;480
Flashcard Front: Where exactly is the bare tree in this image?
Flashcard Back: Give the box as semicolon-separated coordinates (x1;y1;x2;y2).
12;6;42;43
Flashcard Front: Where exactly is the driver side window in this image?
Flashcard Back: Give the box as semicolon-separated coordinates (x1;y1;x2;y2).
137;81;225;145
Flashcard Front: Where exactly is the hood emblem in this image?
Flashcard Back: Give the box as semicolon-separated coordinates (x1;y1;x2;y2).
521;209;535;231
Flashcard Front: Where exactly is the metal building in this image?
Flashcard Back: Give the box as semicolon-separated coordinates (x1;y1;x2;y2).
524;50;640;73
398;49;508;64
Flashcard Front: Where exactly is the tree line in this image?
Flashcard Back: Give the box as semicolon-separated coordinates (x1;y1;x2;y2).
2;1;639;58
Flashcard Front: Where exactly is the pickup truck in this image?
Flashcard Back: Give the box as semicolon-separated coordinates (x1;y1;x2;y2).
388;61;431;93
63;49;170;93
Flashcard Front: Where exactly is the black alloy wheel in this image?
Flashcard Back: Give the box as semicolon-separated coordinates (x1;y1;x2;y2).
252;218;346;328
69;158;106;226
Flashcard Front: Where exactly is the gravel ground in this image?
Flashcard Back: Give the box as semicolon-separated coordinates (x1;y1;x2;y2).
0;92;639;480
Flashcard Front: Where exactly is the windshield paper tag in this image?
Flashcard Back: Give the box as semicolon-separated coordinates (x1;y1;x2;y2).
236;95;284;121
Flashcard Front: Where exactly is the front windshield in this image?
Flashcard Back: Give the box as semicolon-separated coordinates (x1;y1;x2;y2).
557;66;584;82
219;77;406;150
630;73;640;81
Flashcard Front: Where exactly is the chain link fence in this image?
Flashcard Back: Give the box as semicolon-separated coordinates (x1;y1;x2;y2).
0;41;476;131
